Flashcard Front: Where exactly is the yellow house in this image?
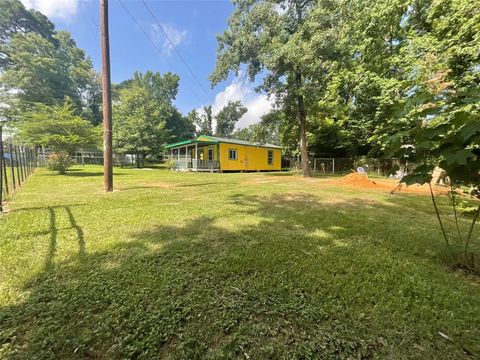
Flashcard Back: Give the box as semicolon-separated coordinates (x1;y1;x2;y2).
165;135;282;172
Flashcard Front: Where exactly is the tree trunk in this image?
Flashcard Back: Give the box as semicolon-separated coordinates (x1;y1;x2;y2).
295;71;311;177
136;152;140;168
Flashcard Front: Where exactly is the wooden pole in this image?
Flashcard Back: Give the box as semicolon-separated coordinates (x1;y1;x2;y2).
100;0;113;192
14;146;21;186
2;152;8;195
18;147;25;182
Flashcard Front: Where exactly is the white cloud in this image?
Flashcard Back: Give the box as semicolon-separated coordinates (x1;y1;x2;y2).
150;23;188;56
21;0;79;22
209;77;273;130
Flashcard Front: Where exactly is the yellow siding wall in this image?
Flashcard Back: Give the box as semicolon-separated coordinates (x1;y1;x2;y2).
218;143;281;171
194;145;218;161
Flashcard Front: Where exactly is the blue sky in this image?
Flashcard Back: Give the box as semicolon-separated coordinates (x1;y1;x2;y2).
20;0;273;129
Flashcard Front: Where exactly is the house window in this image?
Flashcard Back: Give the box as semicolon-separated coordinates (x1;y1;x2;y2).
268;150;274;165
228;149;238;160
208;148;214;161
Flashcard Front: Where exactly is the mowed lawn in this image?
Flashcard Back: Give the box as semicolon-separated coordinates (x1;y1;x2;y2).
0;166;479;359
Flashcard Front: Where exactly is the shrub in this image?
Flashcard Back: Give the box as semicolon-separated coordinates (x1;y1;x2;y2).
47;151;74;174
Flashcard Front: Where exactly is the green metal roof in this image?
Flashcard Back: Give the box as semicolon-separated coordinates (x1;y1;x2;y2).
165;136;282;150
165;138;217;149
198;136;282;149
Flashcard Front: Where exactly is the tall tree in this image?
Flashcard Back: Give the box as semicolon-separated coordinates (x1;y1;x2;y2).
215;100;247;137
131;71;179;104
195;105;213;136
211;0;316;176
166;108;196;142
0;30;93;110
113;85;169;166
0;0;56;69
17;99;100;153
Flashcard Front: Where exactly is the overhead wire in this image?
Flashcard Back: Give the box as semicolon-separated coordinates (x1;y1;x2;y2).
141;0;215;104
117;0;205;105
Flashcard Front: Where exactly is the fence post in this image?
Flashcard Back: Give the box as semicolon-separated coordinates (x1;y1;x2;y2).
26;148;30;175
0;125;3;213
14;146;21;186
20;147;26;181
9;144;16;191
332;158;335;174
2;152;8;196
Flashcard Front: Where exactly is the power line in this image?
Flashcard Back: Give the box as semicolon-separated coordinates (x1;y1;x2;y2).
118;0;179;75
117;0;204;104
141;0;215;104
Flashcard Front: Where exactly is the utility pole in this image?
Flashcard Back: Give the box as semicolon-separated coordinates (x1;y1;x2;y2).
100;0;113;191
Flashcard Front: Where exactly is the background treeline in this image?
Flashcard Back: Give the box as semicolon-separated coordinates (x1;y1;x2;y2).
1;0;479;176
211;0;479;177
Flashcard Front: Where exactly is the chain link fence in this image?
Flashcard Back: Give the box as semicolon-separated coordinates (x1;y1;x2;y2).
282;157;411;176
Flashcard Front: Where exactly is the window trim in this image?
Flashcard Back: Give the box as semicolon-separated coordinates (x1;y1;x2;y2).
208;147;214;161
228;148;238;160
267;150;274;165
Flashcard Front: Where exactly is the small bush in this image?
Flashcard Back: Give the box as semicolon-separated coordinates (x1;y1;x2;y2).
163;158;176;170
47;151;74;174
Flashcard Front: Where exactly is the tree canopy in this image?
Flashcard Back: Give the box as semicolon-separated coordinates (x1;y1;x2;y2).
17;100;100;152
113;85;169;164
215;100;247;137
211;0;316;176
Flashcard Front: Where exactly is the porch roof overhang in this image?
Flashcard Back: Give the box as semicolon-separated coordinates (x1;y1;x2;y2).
165;139;218;149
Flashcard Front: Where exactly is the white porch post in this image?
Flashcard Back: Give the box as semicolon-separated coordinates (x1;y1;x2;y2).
177;147;180;170
194;143;198;171
185;146;188;170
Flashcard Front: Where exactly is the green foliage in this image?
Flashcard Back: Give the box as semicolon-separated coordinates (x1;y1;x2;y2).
113;85;169;162
232;110;281;145
17;100;100;153
195;105;213;136
211;0;316;175
166;108;195;142
46;151;74;174
0;31;93;110
215;100;247;137
0;0;56;69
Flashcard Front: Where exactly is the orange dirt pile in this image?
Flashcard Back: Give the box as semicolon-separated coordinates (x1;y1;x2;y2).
335;172;378;188
330;172;449;196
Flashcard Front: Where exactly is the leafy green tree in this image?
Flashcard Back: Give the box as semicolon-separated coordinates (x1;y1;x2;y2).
166;108;195;142
195;106;213;136
211;0;316;176
17;100;99;152
0;0;56;69
232;110;281;145
0;30;93;110
379;0;480;271
131;71;180;104
84;69;103;125
113;85;169;167
215;100;247;137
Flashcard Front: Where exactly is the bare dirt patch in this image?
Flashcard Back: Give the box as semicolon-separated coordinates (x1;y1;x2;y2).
329;172;449;196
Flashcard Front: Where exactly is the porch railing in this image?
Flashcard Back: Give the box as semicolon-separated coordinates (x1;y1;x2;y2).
168;157;219;171
192;159;219;171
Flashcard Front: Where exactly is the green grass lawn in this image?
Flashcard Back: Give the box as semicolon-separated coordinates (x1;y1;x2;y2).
1;165;479;359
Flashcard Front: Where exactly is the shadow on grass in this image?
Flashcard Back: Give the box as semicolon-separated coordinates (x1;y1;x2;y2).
1;194;479;358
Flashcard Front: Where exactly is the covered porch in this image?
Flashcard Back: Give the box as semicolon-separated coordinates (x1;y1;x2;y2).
165;139;220;172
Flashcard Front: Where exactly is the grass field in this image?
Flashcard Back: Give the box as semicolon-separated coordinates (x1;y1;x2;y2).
0;165;479;359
